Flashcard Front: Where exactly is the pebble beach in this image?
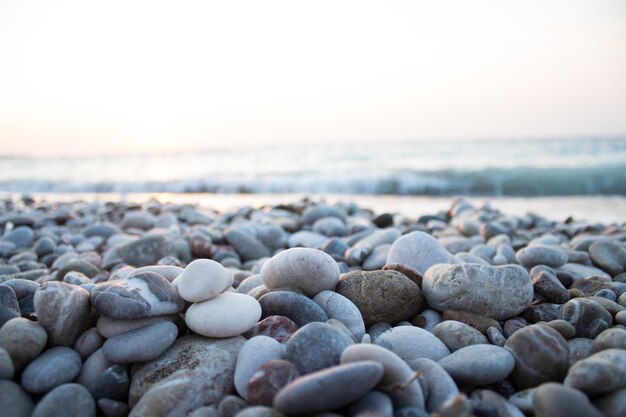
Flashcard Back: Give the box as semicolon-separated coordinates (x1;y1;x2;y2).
0;195;625;417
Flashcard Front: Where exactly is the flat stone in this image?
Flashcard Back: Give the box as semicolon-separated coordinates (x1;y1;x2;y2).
0;380;34;417
258;291;328;326
246;359;300;407
313;290;366;341
242;315;299;343
34;281;91;346
505;324;570;390
225;229;271;262
386;231;460;276
564;348;626;396
438;345;514;386
274;361;384;415
90;271;184;319
515;245;568;268
558;298;613;339
0;317;47;370
286;322;354;374
0;285;20;327
177;259;234;302
261;248;340;297
31;383;96;417
423;263;533;321
533;383;604;417
589;241;626;276
21;347;82;394
336;270;423;326
234;336;286;399
409;358;459;413
186;292;262;338
433;320;489;352
102;321;178;363
374;326;450;362
116;234;177;267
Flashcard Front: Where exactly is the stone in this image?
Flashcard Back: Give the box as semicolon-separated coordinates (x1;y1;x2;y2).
433;321;489;352
442;310;502;334
546;320;576;339
313;290;366;341
225;229;271;262
261;248;340;297
409;358;459;413
486;327;507;347
102;321;178;363
130;265;184;282
234;336;286;399
515;245;568;268
217;395;248;417
0;285;20;327
246;359;301;406
386;231;460;276
21;347;82;394
503;317;526;338
121;211;156;230
313;217;347;237
362;244;392;271
341;344;424;409
0;380;34;417
98;399;131;417
258;291;328;326
33;237;56;257
349;390;394;416
233;406;284;417
0;317;47;370
0;347;14;379
34;281;91;346
532;270;570;304
505;324;570;390
3;226;34;249
568;338;594;366
303;205;348;224
533;383;604;417
177;259;234;303
423;264;533;321
186;292;261;338
77;349;112;391
242;315;299;343
286;322;354;374
56;260;99;280
374;326;450;362
438;345;515;386
593;328;626;352
32;383;96;417
89;364;129;401
96;314;177;338
557;263;611;281
74;327;105;360
593;388;626;417
90;271;184;319
558;298;613;339
274;361;384;415
336;270;423;326
287;231;328;248
116;234;177;267
564;348;626;396
589;241;626;276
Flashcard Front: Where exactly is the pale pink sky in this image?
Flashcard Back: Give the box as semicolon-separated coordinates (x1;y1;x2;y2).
0;0;625;156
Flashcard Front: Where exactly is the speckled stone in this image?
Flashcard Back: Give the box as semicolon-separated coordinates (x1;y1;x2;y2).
0;317;47;370
437;345;514;386
336;270;423;326
433;321;489;352
564;348;626;396
258;291;328;326
234;336;286;399
185;292;262;338
32;383;96;417
286;322;354;375
386;231;461;276
558;298;613;339
246;359;301;406
242;315;299;343
21;347;82;394
374;326;450;362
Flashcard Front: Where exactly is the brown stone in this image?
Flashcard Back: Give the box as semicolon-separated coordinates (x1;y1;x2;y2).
441;310;502;335
241;316;299;343
246;359;300;406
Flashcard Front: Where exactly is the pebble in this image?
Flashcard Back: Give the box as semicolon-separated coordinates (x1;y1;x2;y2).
242;315;299;343
102;320;178;363
533;383;604;417
557;263;611;281
89;364;129;401
21;347;82;394
505;324;570;390
588;240;626;276
0;380;34;417
423;264;533;321
433;320;489;352
245;359;300;406
386;231;460;275
274;361;384;415
515;245;568;268
349;390;393;416
546;319;576;339
336;269;423;326
3;226;34;249
31;383;96;417
409;358;459;413
442;310;502;334
185;292;262;338
568;338;594;366
362;244;392;271
0;285;20;327
90;271;185;319
313;290;366;341
98;398;131;417
486;327;507;347
593;388;626;417
303;205;348;225
564;348;626;396
177;259;234;302
77;349;113;393
34;281;91;346
73;327;105;360
312;217;347;237
258;291;329;326
558;298;613;339
0;317;47;370
56;259;100;280
592;328;626;352
115;234;177;267
234;336;286;399
287;231;327;248
532;270;570;304
438;345;515;386
374;326;450;362
0;347;14;379
225;229;271;262
260;248;340;297
286;322;354;374
217;395;248;417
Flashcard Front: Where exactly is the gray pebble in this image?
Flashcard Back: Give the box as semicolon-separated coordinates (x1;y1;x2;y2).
32;383;96;417
102;321;178;363
0;347;14;379
0;286;20;327
0;380;34;417
21;346;82;394
533;382;604;417
234;336;285;399
375;326;450;362
286;322;354;374
259;291;329;326
438;345;514;386
409;358;459;413
0;317;47;370
515;245;568;268
433;321;489;352
74;327;105;361
564;348;626;396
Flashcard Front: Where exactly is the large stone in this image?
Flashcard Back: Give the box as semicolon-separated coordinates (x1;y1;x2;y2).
386;231;461;276
102;321;179;363
0;318;47;370
336;270;423;326
423;263;533;321
185;292;262;338
286;322;354;375
564;348;626;396
374;326;450;362
21;347;82;394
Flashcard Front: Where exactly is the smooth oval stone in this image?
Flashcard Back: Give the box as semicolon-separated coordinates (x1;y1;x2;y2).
341;344;424;409
438;345;514;386
116;234;176;267
56;260;99;281
362;244;392;271
246;359;301;406
533;383;604;417
274;361;384;415
442;310;502;334
225;229;271;262
505;324;570;390
287;231;327;248
546;320;576;339
0;380;34;417
386;231;461;276
0;286;20;327
286;322;354;374
96;314;177;338
32;383;96;417
234;336;286;399
303;205;348;225
102;321;178;363
313;217;347;237
564;348;626;396
558;298;613;339
532;270;570;304
76;349;112;392
21;347;82;394
73;328;105;361
34;281;91;346
423;263;533;321
3;226;34;249
589;241;626;277
515;245;568;268
336;270;423;326
374;326;450;362
259;291;328;326
433;321;489;352
242;315;299;343
592;328;626;352
0;317;47;370
313;290;366;341
177;259;234;303
186;292;261;338
349;390;393;416
90;271;184;319
557;263;611;281
261;248;340;297
409;358;459;413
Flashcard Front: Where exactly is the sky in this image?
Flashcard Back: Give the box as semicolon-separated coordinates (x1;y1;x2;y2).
0;0;625;157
